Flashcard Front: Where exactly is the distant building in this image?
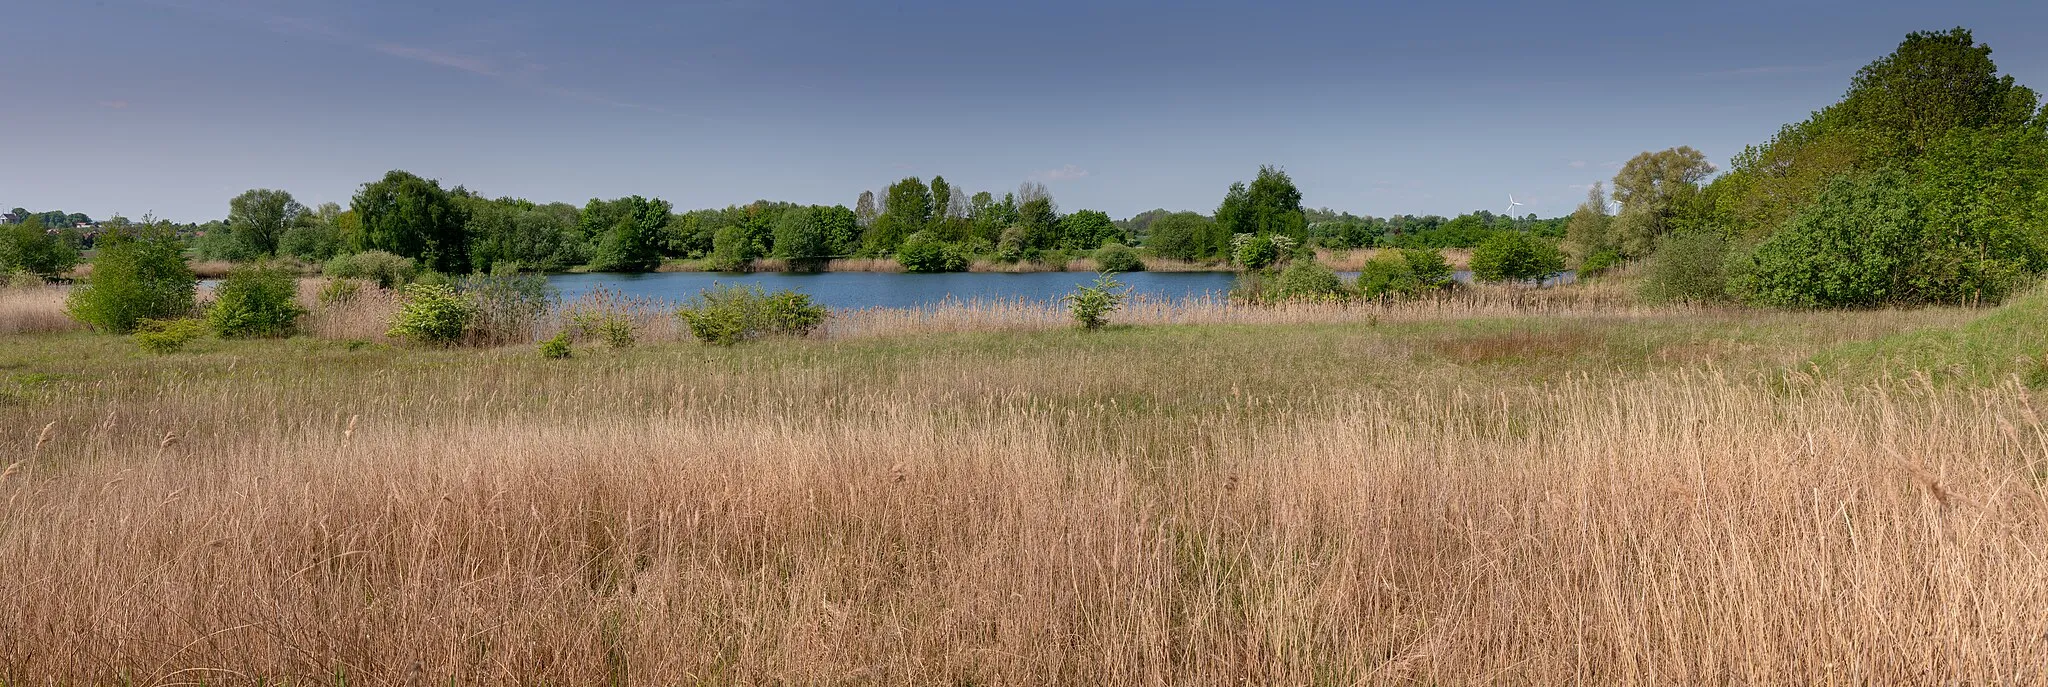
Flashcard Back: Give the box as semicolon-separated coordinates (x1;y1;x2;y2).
0;213;19;225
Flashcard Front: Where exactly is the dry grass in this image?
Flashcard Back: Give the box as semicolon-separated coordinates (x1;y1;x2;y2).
0;297;2035;683
0;284;80;335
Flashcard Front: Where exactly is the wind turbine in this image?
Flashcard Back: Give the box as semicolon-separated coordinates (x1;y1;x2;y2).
1506;194;1525;217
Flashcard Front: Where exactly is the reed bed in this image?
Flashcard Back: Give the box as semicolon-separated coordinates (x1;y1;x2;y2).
0;313;2041;682
0;284;80;335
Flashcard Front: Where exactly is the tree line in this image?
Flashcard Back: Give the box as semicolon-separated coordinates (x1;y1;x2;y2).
1569;27;2048;307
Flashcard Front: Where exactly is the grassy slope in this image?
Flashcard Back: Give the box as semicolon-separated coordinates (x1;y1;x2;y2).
1809;286;2048;385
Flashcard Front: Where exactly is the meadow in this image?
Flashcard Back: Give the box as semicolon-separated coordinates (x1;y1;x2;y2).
3;280;2046;684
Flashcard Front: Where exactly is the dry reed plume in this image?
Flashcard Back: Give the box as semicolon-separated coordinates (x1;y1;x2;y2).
0;302;2037;683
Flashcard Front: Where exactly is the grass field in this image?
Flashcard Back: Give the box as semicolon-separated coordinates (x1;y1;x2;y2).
3;283;2046;684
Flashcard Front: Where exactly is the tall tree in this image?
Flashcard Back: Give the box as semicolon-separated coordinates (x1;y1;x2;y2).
351;170;469;272
1609;147;1715;257
1839;27;2040;155
929;176;953;220
865;177;933;254
854;190;878;229
1563;183;1614;263
1216;166;1306;241
226;188;305;258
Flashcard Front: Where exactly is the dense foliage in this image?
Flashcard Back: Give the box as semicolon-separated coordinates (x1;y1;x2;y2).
206;265;306;338
0;216;81;279
1065;273;1130;331
65;224;197;333
1470;231;1566;284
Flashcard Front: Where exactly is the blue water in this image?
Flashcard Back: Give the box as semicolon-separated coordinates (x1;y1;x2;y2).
545;270;1243;310
542;268;1563;310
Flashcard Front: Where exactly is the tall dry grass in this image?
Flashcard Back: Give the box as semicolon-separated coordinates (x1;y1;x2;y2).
0;284;80;335
2;330;2045;683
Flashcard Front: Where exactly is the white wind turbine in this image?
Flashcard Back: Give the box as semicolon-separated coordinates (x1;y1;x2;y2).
1506;194;1525;217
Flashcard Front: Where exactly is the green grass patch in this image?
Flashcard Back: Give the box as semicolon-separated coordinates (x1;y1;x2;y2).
1809;286;2048;386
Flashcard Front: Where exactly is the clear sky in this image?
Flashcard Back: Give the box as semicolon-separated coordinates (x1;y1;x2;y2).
4;0;2045;223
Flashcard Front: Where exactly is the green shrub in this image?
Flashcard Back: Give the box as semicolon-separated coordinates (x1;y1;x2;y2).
538;331;573;359
1094;243;1144;272
206;265;306;338
133;318;206;354
897;233;968;273
66;226;196;334
1356;252;1419;299
1274;261;1349;301
1470;232;1566;283
1578;249;1623;279
1401;249;1455;291
1231;233;1280;269
386;283;479;346
1065;272;1131;330
675;284;829;345
1640;231;1731;304
323;250;418;289
278;223;342;261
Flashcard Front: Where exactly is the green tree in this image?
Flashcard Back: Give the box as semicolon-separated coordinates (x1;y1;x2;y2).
1563;183;1614;263
585;196;673;272
1060;209;1120;250
352;170;470;273
1839;27;2040;155
774;205;858;261
1610;147;1715;258
1216;166;1306;241
225;188;304;258
865;177;933;254
0;216;80;278
1140;212;1216;261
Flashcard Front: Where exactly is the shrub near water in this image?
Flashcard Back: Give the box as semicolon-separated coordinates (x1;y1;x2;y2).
1093;243;1144;272
66;225;196;334
386;284;479;346
323;250;418;289
1273;261;1348;301
1065;272;1131;330
676;284;828;345
1471;231;1566;284
206;265;306;338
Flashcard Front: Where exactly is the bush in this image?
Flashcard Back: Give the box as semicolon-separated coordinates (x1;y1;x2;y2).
897;233;968;273
1231;233;1280;269
386;283;479;346
1274;261;1348;301
538;331;573;359
132;318;206;354
1094;243;1144;272
456;269;554;345
1066;272;1131;330
66;226;196;334
1640;231;1730;304
1470;232;1566;283
1726;172;1918;308
0;220;80;278
1401;249;1455;291
324;251;418;289
1578;249;1623;279
1356;252;1419;299
675;285;828;345
206;265;306;338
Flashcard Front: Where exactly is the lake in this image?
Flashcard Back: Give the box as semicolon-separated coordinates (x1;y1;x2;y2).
546;270;1244;310
544;268;1549;309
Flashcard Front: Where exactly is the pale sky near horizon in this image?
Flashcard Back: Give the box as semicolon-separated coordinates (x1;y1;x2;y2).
4;0;2046;223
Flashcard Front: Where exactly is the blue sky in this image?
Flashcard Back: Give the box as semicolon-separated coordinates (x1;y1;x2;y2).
4;0;2045;223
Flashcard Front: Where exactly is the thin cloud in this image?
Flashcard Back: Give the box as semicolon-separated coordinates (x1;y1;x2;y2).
1036;165;1091;182
372;44;499;77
